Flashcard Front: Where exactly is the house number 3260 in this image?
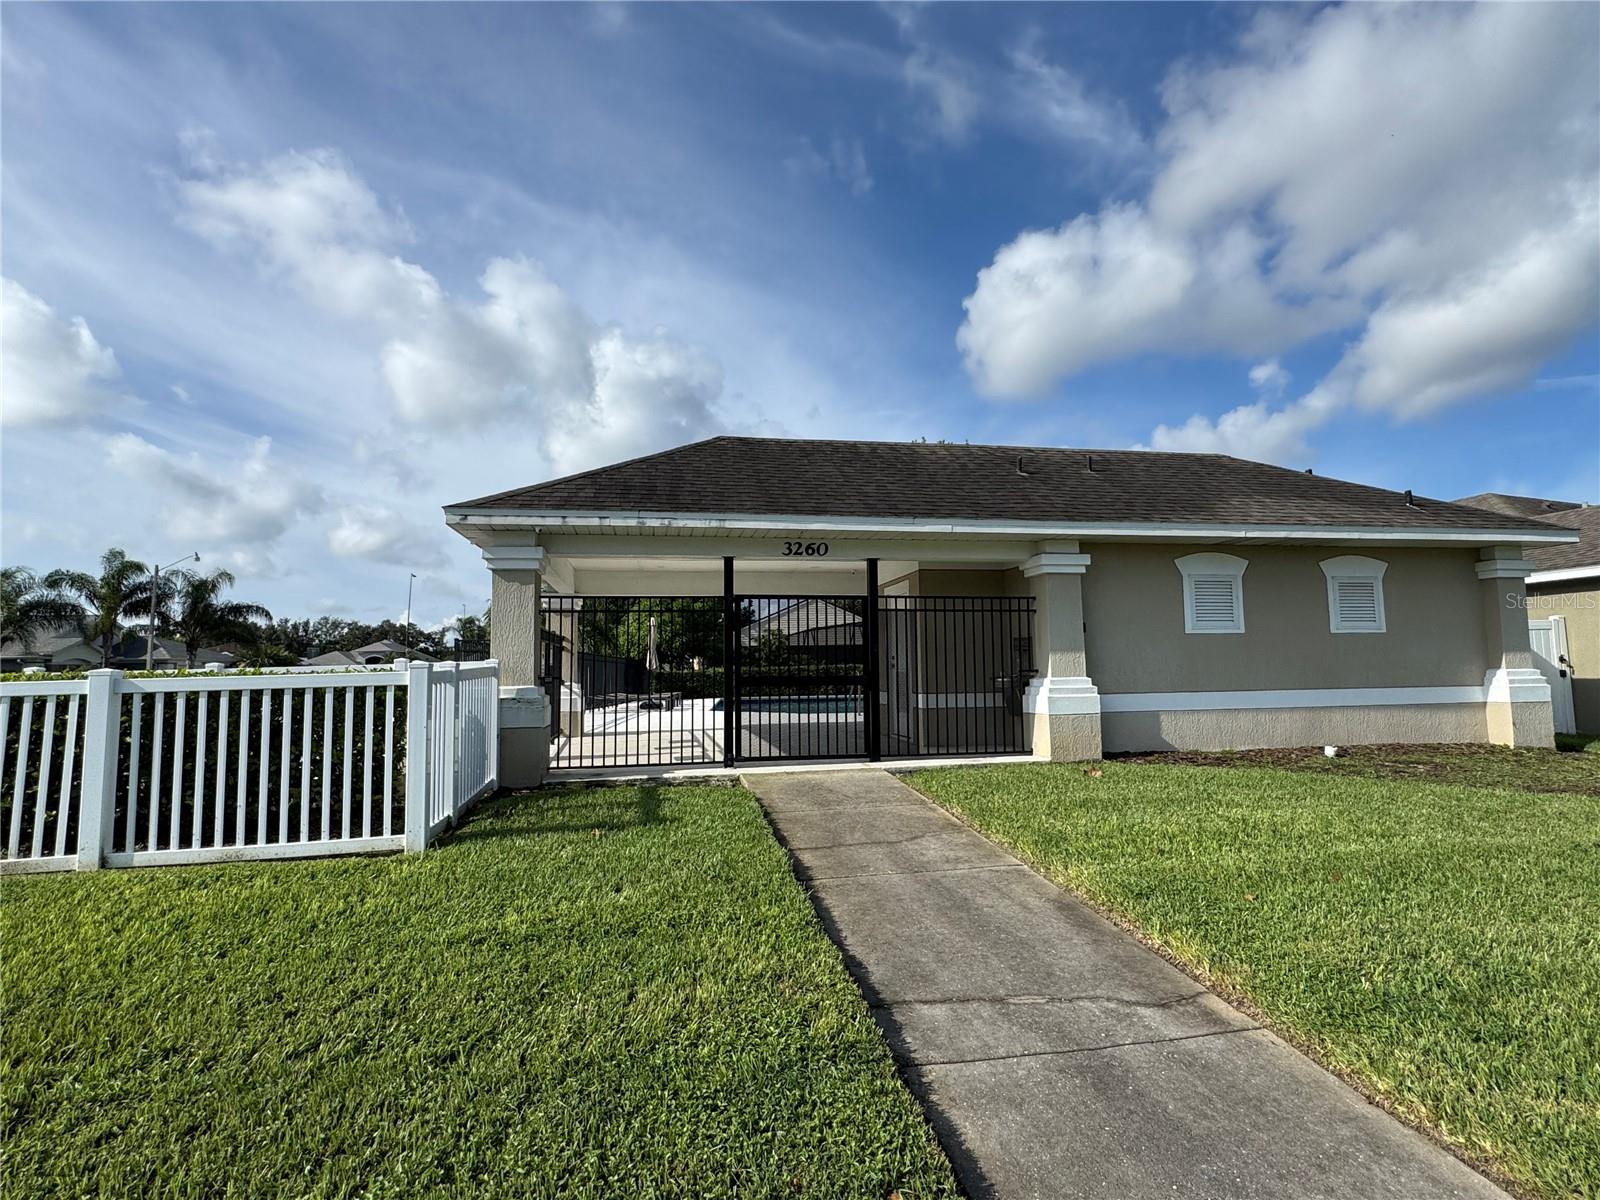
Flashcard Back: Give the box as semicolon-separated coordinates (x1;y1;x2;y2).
782;541;829;557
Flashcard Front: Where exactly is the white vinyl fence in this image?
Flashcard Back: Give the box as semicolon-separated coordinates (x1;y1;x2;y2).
0;660;498;874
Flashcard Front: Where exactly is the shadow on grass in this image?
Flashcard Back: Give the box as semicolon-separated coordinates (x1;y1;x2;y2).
448;784;671;843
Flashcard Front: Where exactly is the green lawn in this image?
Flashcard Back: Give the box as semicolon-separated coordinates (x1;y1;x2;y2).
907;760;1600;1200
1;785;957;1200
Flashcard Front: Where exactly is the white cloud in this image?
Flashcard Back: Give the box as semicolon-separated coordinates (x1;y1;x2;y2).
961;3;1600;457
1;277;124;427
903;48;979;144
327;505;448;569
958;205;1341;394
1146;385;1339;466
1006;39;1145;165
176;146;730;471
785;135;873;196
1248;358;1288;399
104;432;323;549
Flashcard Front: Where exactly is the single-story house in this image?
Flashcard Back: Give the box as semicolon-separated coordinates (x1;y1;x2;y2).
0;628;233;672
1455;492;1598;734
0;626;103;672
443;437;1579;785
304;639;436;667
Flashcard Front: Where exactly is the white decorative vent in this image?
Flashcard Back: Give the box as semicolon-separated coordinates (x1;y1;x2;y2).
1320;556;1388;633
1175;553;1248;634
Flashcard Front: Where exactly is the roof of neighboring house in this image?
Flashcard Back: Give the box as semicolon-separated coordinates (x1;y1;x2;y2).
0;631;99;662
1451;492;1585;520
304;641;436;667
451;436;1572;534
1522;506;1599;573
741;599;860;645
107;635;234;666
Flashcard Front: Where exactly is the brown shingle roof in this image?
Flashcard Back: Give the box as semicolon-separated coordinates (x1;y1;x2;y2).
1451;492;1584;520
451;436;1571;533
1520;505;1599;572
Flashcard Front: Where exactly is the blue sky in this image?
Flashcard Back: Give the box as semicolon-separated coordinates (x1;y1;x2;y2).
4;2;1597;627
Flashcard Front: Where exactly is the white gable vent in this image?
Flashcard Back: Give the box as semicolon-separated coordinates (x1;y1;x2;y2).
1321;556;1388;633
1175;553;1248;634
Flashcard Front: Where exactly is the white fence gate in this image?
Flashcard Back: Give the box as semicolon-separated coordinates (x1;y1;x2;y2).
1529;618;1576;735
0;660;499;874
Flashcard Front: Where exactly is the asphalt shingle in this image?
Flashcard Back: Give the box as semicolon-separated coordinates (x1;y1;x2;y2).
450;436;1568;533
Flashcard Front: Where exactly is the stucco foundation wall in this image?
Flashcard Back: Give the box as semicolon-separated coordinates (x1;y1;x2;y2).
1526;585;1600;733
1083;544;1488;693
1102;703;1488;753
1033;711;1102;761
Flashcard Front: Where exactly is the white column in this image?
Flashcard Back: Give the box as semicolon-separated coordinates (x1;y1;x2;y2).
1477;546;1554;748
483;540;551;788
1021;545;1102;761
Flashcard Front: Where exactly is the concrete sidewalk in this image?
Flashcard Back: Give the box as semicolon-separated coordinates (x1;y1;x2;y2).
744;769;1506;1200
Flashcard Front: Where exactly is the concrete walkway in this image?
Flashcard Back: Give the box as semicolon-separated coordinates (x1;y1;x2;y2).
744;769;1506;1200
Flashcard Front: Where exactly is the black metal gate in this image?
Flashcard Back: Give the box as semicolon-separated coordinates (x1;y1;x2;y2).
541;565;1034;770
732;596;868;761
877;595;1035;758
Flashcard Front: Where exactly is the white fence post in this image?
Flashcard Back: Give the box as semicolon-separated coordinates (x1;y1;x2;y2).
404;661;432;853
448;664;462;822
75;669;122;871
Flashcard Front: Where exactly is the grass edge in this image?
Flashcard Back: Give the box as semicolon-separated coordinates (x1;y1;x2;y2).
898;770;1536;1200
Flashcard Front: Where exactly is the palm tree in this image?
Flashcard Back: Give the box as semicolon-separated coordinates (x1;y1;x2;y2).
0;566;85;655
166;567;272;668
44;549;152;667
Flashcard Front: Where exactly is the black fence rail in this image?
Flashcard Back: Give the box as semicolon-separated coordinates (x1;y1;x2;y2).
540;586;1035;769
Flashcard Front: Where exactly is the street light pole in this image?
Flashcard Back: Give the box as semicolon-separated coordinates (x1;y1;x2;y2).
147;553;199;673
405;573;417;649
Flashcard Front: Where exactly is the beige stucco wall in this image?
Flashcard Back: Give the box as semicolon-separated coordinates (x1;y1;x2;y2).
1526;584;1600;733
1102;702;1487;753
1082;544;1489;693
489;569;542;688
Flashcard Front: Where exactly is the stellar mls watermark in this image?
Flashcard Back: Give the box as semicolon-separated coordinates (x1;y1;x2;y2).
1507;592;1598;610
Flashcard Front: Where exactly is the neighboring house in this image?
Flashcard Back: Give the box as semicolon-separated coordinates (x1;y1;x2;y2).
446;436;1580;780
0;625;102;672
741;599;861;649
305;640;436;667
1455;493;1599;734
0;628;232;672
108;634;235;670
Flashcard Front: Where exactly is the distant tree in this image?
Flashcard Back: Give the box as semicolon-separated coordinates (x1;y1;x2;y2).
44;549;153;667
165;567;272;668
232;627;299;668
0;566;84;653
457;614;486;652
271;616;357;658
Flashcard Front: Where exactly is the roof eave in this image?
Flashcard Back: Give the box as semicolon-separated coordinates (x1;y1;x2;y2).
442;506;1582;546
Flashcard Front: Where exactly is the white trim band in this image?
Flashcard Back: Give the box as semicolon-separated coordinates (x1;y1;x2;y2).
1475;558;1536;580
1526;564;1600;585
445;509;1581;546
1100;685;1487;712
1022;552;1091;576
916;692;1005;708
482;544;546;571
1023;677;1101;716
